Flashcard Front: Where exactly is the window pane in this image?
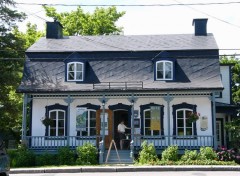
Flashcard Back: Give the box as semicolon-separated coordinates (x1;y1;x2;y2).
76;63;83;71
165;62;172;71
157;62;163;71
50;111;56;119
90;119;96;127
58;111;64;119
165;70;172;79
145;128;151;135
50;129;56;136
157;71;163;79
186;128;193;135
76;72;82;80
153;130;160;135
177;128;184;136
90;128;96;135
50;120;56;127
177;119;184;127
177;110;183;119
58;120;64;128
145;111;150;118
68;72;74;80
68;63;74;71
58;129;64;136
145;119;150;127
82;131;87;136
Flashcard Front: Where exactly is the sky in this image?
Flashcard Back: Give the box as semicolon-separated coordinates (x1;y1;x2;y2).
14;0;240;56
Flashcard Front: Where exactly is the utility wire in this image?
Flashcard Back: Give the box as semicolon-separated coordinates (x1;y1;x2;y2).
15;2;240;7
174;0;240;29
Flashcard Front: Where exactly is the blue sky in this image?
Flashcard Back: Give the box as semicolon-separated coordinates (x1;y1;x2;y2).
15;0;240;55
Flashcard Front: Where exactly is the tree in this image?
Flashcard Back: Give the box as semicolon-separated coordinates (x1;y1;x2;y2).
43;6;125;35
0;0;26;142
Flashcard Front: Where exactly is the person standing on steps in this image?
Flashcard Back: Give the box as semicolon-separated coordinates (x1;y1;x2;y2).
117;120;131;150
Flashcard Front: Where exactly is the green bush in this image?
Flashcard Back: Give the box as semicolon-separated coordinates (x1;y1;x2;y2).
199;147;217;160
137;141;158;165
181;149;198;161
10;144;36;167
76;143;98;165
57;146;76;165
35;152;58;166
161;145;178;161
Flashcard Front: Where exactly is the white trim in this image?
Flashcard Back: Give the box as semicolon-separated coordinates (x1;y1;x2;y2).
156;60;173;80
176;108;194;136
49;109;65;136
67;62;84;81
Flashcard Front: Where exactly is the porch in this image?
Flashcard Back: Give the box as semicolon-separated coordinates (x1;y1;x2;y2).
24;135;214;153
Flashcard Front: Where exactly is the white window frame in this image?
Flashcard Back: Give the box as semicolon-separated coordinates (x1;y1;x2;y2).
79;109;96;136
67;62;84;81
49;109;65;136
156;61;173;80
143;109;160;136
176;108;194;136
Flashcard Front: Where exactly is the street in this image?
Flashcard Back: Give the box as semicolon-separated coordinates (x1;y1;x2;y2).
10;171;240;176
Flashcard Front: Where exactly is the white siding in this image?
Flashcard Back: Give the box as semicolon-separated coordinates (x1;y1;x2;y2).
216;66;231;104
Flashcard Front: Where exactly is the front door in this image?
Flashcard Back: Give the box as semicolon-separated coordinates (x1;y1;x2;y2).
96;110;113;149
113;110;129;149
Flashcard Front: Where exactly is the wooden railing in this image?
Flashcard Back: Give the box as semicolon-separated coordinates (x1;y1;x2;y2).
25;135;213;151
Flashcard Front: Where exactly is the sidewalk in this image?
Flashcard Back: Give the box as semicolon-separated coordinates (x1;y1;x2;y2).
10;165;240;174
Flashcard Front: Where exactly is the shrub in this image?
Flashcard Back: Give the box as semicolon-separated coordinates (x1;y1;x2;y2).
161;145;178;161
76;143;98;165
57;146;76;165
137;141;158;165
216;146;240;164
181;149;198;161
10;144;36;167
35;152;58;166
199;147;217;160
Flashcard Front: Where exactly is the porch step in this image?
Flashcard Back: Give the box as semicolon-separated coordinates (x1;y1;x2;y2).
104;150;133;164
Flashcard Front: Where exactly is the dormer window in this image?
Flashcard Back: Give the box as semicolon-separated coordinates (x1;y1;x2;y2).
156;61;173;80
67;62;84;81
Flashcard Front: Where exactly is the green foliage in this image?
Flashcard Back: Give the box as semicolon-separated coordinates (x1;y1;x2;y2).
137;141;158;165
225;118;240;149
9;145;35;167
161;145;178;161
57;146;76;165
43;6;125;35
35;152;58;166
76;143;98;165
199;147;217;160
181;149;198;161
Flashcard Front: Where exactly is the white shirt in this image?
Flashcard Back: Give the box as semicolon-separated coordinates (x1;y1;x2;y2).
118;123;127;133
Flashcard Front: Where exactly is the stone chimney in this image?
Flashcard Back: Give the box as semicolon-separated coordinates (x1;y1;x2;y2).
46;19;63;39
192;18;208;36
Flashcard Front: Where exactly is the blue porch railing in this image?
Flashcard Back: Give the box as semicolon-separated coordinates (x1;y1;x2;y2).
25;135;213;151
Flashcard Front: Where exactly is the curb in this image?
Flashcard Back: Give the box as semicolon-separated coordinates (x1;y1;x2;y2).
10;165;240;174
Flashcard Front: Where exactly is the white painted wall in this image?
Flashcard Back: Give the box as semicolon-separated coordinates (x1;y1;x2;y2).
216;66;231;104
31;95;213;147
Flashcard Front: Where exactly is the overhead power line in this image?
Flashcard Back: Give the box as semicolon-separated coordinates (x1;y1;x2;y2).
15;2;240;7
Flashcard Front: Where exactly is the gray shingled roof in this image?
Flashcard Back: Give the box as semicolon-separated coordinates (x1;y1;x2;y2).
17;57;223;93
27;34;218;52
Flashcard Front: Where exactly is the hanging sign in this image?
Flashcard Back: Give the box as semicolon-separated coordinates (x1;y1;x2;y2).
150;106;161;130
76;107;87;131
200;116;208;131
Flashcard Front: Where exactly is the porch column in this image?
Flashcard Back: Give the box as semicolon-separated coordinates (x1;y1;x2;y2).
64;95;74;146
98;94;108;151
128;94;137;158
211;92;217;150
163;93;174;146
21;93;28;142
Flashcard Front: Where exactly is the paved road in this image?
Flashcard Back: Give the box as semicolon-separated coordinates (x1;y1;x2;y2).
10;171;240;176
